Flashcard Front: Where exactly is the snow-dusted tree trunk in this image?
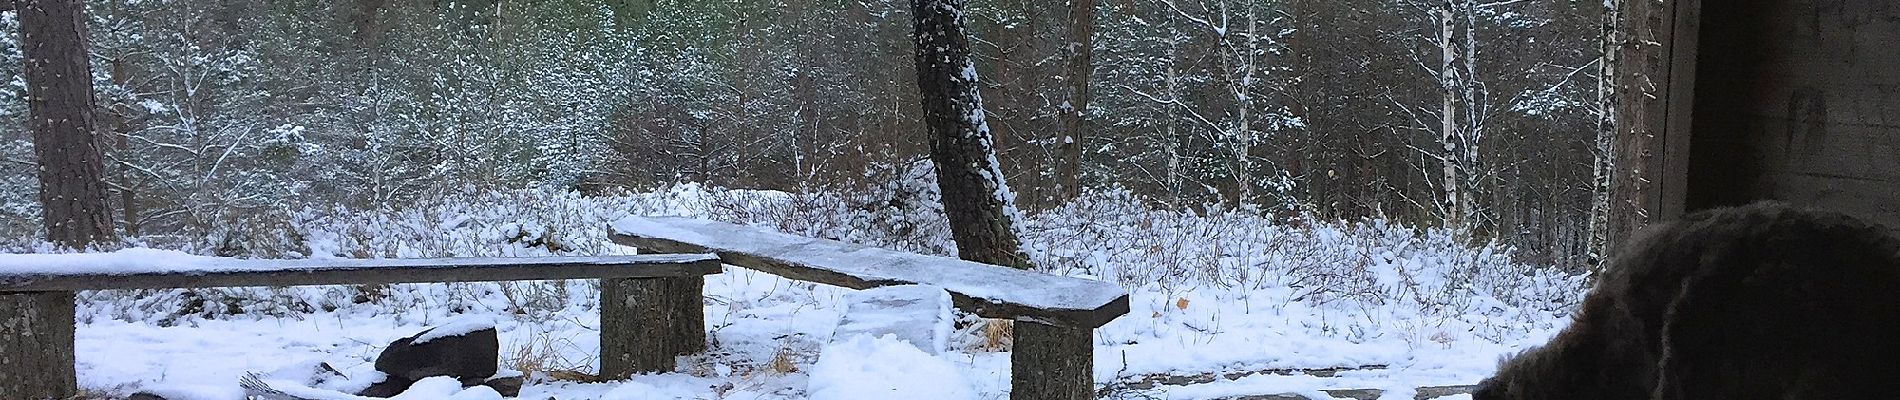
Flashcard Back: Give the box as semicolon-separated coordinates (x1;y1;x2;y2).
19;0;115;249
1056;0;1095;202
1391;0;1508;234
1160;0;1292;206
1585;0;1620;273
1605;0;1670;262
911;0;1034;270
913;3;1096;400
1436;6;1463;230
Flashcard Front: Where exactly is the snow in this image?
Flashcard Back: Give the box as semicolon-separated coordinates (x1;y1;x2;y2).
611;216;1124;319
0;248;713;279
68;265;1553;399
0;248;222;275
807;334;977;400
413;315;497;344
832;285;954;354
35;187;1578;399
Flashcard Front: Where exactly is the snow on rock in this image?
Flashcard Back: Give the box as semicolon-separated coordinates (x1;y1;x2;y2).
833;284;954;354
413;315;498;345
807;334;977;400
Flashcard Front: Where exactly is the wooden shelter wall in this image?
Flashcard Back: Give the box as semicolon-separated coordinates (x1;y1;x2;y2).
1687;0;1900;229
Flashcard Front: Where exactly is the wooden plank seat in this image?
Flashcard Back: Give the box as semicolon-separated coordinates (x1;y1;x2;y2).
610;216;1132;400
0;252;722;399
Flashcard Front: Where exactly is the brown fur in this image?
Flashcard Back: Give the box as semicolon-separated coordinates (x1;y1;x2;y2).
1475;202;1900;400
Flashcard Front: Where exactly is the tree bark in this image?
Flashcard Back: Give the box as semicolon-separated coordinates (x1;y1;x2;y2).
1585;0;1621;274
0;292;78;399
1057;0;1095;202
20;0;116;249
598;276;705;378
1011;321;1092;400
911;0;1034;270
1605;0;1672;260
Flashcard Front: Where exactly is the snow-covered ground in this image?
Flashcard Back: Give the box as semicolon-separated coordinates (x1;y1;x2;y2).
9;185;1585;399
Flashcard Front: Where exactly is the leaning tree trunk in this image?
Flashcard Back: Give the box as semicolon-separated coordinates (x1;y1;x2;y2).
911;0;1034;271
20;0;115;249
913;3;1091;400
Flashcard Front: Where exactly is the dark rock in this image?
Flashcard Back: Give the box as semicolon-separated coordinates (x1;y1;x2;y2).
356;322;501;397
481;374;526;397
356;376;413;398
127;392;168;400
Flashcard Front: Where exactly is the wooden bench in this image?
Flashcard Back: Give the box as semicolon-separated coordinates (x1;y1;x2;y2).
610;216;1132;400
0;253;722;399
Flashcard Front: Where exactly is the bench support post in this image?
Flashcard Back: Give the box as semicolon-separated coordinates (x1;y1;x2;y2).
1011;321;1093;400
599;277;705;378
0;291;77;399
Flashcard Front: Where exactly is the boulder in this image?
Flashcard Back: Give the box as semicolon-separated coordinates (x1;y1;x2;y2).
358;317;501;397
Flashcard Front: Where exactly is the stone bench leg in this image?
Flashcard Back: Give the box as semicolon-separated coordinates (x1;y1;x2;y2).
0;291;77;399
599;277;705;378
1012;321;1093;400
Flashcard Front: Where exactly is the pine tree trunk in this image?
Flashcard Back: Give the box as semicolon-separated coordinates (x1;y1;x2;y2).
0;292;78;399
1606;0;1671;259
20;0;115;249
911;0;1033;270
598;277;705;378
1056;0;1095;202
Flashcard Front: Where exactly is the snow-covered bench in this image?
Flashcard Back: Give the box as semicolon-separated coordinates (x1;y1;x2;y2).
0;251;722;399
610;216;1132;400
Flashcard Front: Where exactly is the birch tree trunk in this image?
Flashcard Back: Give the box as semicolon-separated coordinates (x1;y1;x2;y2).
1585;0;1621;274
1436;6;1463;231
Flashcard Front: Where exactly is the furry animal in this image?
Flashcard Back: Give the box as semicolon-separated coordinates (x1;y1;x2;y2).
1474;202;1900;400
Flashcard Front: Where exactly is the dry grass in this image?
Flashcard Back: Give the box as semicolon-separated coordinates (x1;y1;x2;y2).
766;345;800;374
502;329;593;382
978;318;1014;352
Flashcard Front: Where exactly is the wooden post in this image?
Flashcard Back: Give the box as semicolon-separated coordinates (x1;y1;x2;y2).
598;276;705;378
0;292;77;399
1011;321;1094;400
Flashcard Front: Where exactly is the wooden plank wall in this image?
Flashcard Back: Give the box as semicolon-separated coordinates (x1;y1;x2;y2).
1683;0;1900;229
